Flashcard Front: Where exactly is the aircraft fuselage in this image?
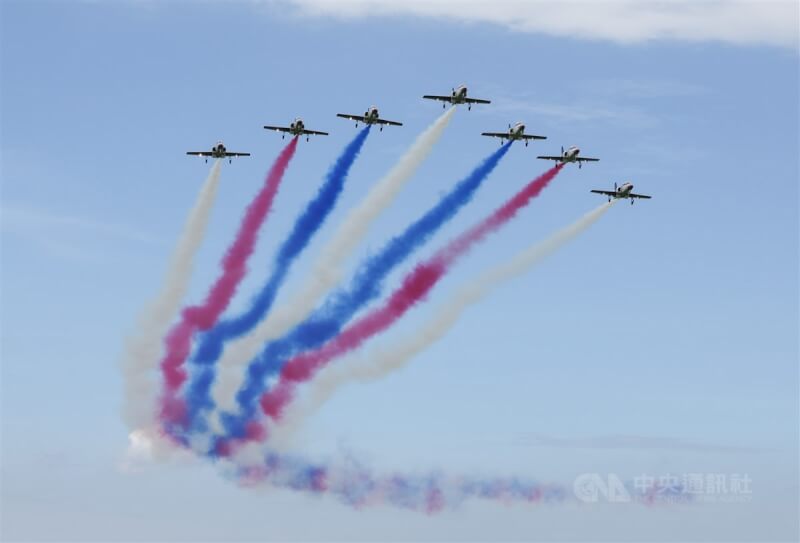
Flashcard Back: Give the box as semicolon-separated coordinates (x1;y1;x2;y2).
614;183;634;198
362;107;381;124
288;118;306;136
211;142;227;158
507;122;526;140
562;146;581;162
450;85;469;104
605;182;635;203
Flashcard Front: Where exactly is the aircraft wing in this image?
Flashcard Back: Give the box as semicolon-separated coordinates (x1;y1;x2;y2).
590;189;617;197
301;129;329;136
336;114;402;127
337;113;368;122
481;131;546;140
263;125;293;133
186;151;214;157
464;97;491;104
537;155;564;161
423;95;452;102
575;157;600;162
375;118;403;126
629;192;651;199
224;152;250;157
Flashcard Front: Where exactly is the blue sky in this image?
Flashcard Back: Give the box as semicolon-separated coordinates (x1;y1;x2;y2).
1;1;798;540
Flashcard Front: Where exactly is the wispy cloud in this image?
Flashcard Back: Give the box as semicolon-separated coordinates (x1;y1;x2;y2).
476;77;711;142
517;433;763;453
275;0;799;49
587;78;710;100
511;79;712;169
486;94;657;128
1;203;160;260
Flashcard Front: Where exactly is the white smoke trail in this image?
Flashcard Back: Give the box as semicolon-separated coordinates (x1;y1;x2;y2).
272;201;616;439
209;108;456;421
121;160;222;437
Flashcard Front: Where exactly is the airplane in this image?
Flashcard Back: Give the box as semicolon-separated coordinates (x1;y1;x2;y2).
263;118;329;141
423;84;491;110
481;122;546;147
591;182;652;205
337;106;402;131
186;141;250;163
537;146;600;168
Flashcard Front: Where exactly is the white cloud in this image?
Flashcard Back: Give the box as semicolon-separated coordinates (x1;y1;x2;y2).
278;0;799;49
118;429;196;473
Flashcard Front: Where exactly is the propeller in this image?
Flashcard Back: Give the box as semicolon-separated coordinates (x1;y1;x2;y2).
614;181;617;191
561;145;564;156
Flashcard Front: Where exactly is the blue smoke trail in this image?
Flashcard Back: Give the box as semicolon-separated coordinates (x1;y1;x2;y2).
184;127;371;432
214;142;512;443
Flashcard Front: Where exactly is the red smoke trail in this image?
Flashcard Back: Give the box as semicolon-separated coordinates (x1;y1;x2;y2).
248;163;565;433
160;138;299;425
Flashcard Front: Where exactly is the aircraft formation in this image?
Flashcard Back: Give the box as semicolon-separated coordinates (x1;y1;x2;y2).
133;82;659;510
186;84;651;204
